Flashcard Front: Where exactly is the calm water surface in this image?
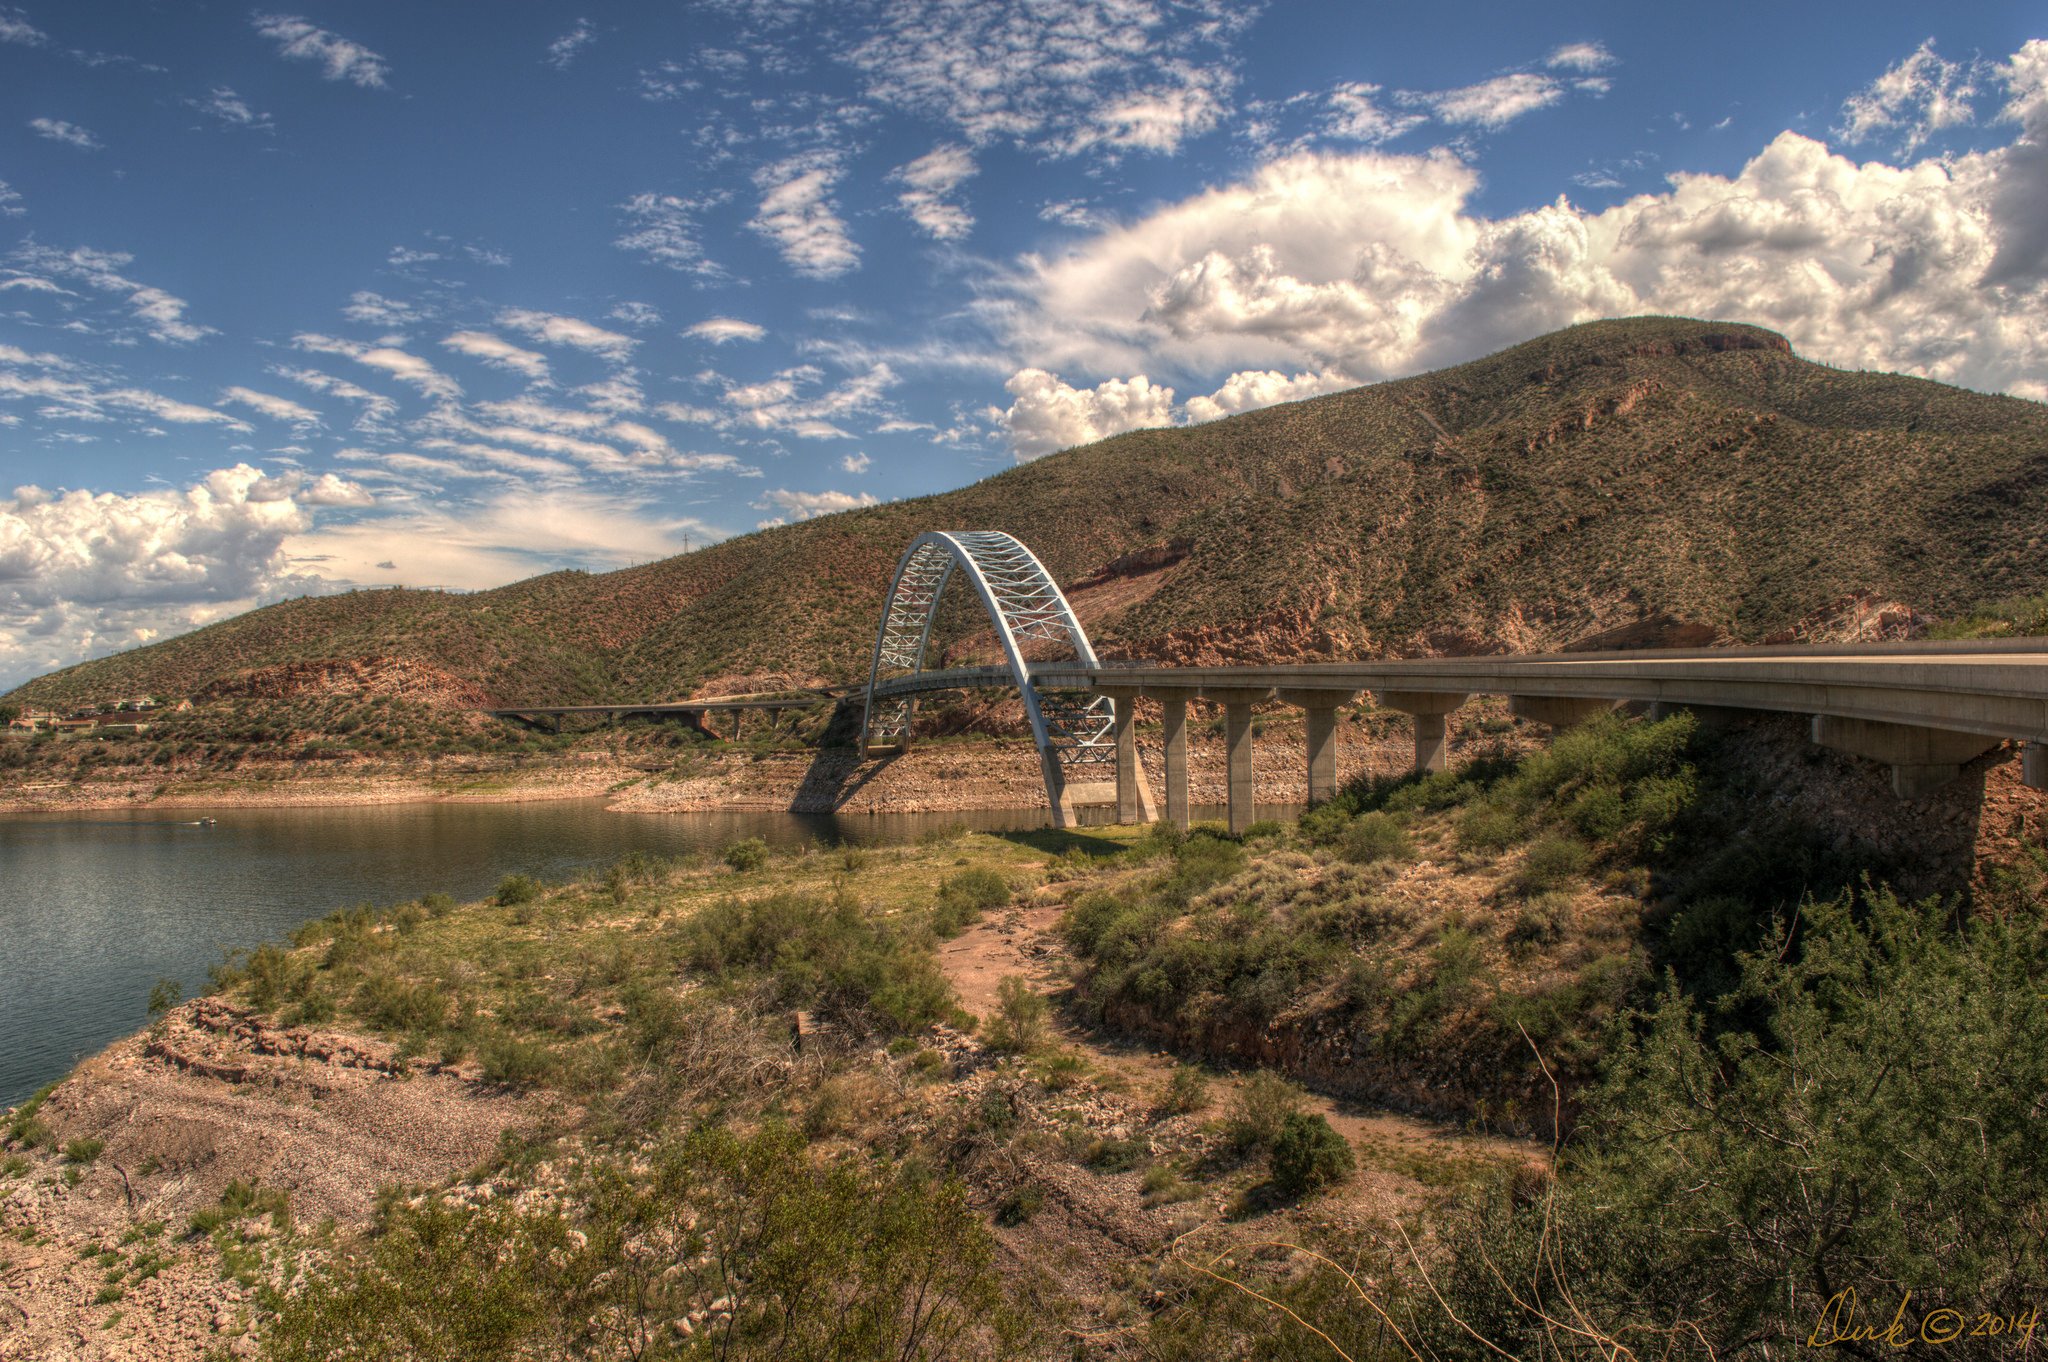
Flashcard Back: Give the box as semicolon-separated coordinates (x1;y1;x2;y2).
0;799;1080;1109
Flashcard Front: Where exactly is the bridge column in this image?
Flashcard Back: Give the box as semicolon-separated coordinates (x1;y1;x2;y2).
1203;687;1275;836
1278;688;1362;806
1095;689;1159;825
1810;715;2001;799
2028;743;2048;791
1158;689;1195;831
1376;691;1468;773
1510;695;1618;729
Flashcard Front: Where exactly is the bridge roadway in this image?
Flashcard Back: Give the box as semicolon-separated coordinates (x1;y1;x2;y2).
873;638;2048;831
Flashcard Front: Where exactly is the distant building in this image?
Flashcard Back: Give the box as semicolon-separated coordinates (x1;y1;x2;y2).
54;717;98;732
116;697;157;712
97;721;153;736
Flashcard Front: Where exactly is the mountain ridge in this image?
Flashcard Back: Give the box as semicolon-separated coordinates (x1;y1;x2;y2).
12;314;2048;711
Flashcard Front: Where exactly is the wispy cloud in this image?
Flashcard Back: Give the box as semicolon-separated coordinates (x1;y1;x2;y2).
0;180;22;218
891;143;977;240
220;386;322;426
188;86;275;131
546;18;595;69
1546;42;1615;73
292;334;462;402
10;245;212;343
495;309;636;361
0;7;46;45
750;155;860;278
845;0;1245;158
341;290;428;326
1404;73;1564;129
615;192;725;277
441;331;551;382
271;366;398;428
29;117;100;150
1837;39;1979;154
251;13;390;88
684;317;767;344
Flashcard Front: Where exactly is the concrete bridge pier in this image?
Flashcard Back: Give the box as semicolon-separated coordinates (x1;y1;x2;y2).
1204;686;1276;835
1278;687;1362;805
1152;690;1197;830
1376;691;1468;773
1100;694;1161;825
2028;743;2047;791
1810;715;2001;800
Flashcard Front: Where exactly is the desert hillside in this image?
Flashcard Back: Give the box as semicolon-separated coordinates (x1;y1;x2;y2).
11;314;2048;713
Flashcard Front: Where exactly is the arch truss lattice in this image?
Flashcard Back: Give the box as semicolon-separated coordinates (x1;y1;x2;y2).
862;531;1113;817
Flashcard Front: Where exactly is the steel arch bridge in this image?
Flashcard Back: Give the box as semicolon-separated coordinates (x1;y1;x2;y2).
862;530;1118;822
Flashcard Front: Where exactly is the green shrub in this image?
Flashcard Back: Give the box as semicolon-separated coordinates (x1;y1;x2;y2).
264;1126;1023;1362
1506;893;1572;951
1084;1137;1149;1172
1242;819;1286;841
493;874;539;907
721;837;769;872
985;976;1048;1053
1339;812;1413;865
354;973;448;1034
1457;803;1522;853
1519;835;1591;893
418;892;455;917
932;867;1010;936
145;977;183;1020
1157;1064;1208;1116
1296;802;1353;846
994;1184;1043;1226
477;1034;556;1088
1225;1071;1306;1153
682;890;953;1035
1269;1113;1353;1196
1435;887;2048;1355
61;1138;103;1164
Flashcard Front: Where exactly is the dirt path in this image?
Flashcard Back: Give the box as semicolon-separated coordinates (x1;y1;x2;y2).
937;899;1546;1231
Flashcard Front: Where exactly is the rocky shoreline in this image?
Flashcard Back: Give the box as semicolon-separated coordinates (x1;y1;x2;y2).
0;718;1452;818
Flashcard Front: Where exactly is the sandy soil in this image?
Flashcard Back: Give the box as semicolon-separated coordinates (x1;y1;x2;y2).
0;999;556;1361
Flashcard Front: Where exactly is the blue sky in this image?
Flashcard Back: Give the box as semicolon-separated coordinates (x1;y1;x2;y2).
1;2;2044;687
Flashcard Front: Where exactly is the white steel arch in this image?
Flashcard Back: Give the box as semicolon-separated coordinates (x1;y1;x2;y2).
862;531;1114;816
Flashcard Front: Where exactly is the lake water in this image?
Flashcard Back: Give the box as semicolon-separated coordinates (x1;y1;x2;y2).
0;798;1080;1110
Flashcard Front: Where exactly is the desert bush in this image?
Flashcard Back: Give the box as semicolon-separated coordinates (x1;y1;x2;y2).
985;976;1048;1053
682;890;952;1035
1518;834;1590;893
265;1126;1025;1362
477;1033;557;1088
1269;1113;1353;1196
1339;812;1413;865
1225;1071;1307;1153
932;867;1010;936
721;837;770;872
1157;1064;1208;1116
494;874;539;907
1457;802;1523;854
1433;887;2048;1355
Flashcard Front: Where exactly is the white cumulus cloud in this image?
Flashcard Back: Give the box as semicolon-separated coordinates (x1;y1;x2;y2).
0;464;371;688
1407;73;1564;129
751;487;879;527
991;369;1176;460
991;49;2048;407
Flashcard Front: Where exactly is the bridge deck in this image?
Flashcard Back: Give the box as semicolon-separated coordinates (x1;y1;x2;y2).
867;639;2048;743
